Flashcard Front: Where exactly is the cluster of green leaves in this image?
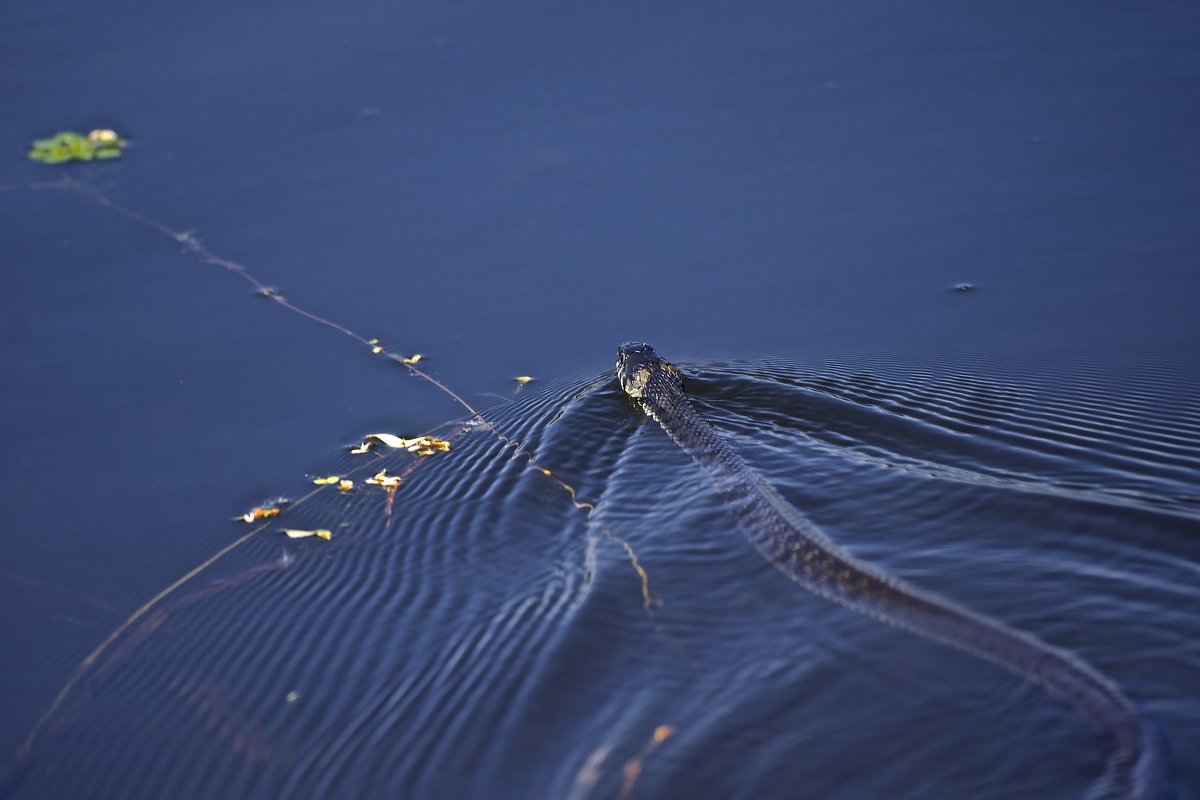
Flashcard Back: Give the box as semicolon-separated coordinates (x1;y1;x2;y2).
28;129;126;164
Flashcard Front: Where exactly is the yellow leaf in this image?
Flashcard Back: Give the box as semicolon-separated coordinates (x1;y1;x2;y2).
283;528;332;540
401;353;423;364
237;504;282;523
515;376;533;384
366;469;402;488
338;479;355;491
365;433;451;453
410;436;450;454
349;441;373;454
312;475;341;485
372;345;383;354
366;433;412;449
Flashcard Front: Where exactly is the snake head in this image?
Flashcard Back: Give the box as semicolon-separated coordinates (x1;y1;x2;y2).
616;342;682;400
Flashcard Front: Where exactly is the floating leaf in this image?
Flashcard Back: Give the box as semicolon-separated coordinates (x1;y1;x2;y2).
237;503;284;523
365;469;401;488
312;475;341;485
286;691;300;703
515;376;533;384
372;345;384;354
415;437;451;453
283;528;332;540
349;441;373;454
338;479;355;491
365;433;451;454
28;129;127;164
401;354;423;364
365;433;409;449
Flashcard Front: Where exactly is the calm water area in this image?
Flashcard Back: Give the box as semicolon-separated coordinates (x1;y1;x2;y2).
2;1;1198;798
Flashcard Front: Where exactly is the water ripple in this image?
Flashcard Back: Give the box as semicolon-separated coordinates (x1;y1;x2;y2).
9;354;1198;799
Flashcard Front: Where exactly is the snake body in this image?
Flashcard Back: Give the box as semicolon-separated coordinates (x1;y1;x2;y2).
616;342;1167;800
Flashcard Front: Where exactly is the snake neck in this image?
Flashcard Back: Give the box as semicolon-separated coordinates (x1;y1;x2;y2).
639;374;737;465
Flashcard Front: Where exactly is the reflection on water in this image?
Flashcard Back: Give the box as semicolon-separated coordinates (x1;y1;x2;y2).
7;356;1197;799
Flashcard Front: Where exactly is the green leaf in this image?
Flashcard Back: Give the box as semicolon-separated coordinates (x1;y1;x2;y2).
27;129;127;164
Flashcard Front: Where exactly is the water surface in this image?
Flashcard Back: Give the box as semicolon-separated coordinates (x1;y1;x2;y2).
1;1;1197;798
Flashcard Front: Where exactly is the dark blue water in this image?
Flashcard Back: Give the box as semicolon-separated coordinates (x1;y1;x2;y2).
2;1;1198;798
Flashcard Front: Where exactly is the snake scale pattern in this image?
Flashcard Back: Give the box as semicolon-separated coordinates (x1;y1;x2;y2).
616;342;1168;800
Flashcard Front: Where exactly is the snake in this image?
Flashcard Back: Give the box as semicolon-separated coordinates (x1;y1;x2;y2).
615;342;1168;800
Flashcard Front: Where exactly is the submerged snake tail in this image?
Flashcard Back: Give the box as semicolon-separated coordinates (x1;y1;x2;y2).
616;342;1169;800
